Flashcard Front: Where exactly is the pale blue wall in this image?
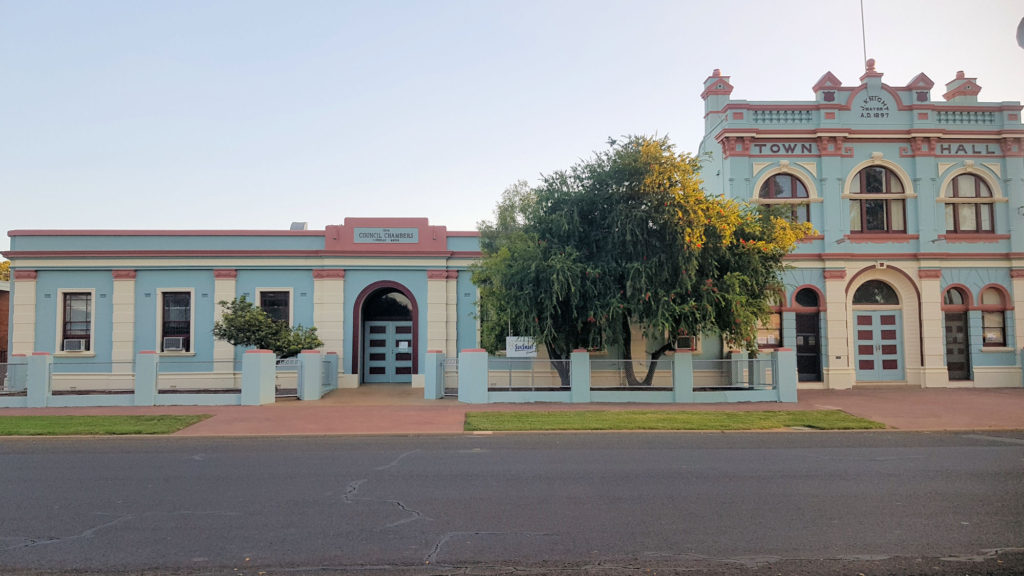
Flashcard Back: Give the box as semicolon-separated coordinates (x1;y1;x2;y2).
134;270;216;371
11;234;324;252
235;269;315;327
33;270;114;371
446;236;480;251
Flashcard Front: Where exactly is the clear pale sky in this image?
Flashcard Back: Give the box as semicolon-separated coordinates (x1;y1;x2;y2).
2;0;1023;253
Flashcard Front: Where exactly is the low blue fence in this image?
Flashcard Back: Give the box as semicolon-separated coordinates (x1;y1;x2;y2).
431;349;797;404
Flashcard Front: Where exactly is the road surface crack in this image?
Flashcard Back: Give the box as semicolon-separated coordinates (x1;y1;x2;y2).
1;513;133;550
375;449;420;470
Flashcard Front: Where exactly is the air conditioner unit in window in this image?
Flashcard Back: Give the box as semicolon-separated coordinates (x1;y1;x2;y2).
63;339;87;352
163;337;185;352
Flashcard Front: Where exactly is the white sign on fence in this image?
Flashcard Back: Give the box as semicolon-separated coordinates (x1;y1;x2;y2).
506;336;538;358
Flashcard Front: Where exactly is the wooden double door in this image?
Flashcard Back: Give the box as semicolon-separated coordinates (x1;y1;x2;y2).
854;310;904;381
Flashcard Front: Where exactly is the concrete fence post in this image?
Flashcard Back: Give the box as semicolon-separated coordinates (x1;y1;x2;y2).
774;348;798;403
241;350;276;405
729;351;748;387
424;350;445;400
9;353;28;392
672;350;694;403
325;352;339;390
27;352;53;408
134;351;159;406
298;350;323;401
570;349;590;403
458;349;488;404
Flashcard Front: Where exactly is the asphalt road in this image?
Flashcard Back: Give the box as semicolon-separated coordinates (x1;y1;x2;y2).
1;432;1023;575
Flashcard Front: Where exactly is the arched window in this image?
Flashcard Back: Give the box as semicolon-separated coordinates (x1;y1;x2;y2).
363;289;413;321
943;287;968;309
979;287;1007;347
794;288;820;308
944;174;994;233
758;174;810;224
849;166;906;233
852;280;900;305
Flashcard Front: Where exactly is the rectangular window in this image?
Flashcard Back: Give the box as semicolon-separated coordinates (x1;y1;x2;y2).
757;313;782;349
259;291;290;324
982;311;1005;347
161;292;192;352
61;292;92;352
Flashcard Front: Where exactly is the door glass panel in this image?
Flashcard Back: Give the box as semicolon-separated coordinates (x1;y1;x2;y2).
859;360;874;370
857;316;873;326
881;330;897;340
882;359;898;370
881;345;898;355
958;204;977;231
857;330;873;340
880;315;896;325
858;345;874;355
864;199;887;231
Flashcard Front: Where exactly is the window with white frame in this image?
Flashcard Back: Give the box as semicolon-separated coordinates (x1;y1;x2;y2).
60;291;93;352
258;290;291;324
849;166;907;233
979;287;1007;347
160;291;192;352
758;173;811;224
944;173;995;233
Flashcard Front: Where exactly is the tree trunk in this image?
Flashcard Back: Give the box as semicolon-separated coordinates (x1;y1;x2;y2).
621;315;674;386
546;342;572;388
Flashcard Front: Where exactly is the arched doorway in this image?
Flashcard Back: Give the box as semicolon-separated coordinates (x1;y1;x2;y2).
793;287;822;382
852;280;904;381
943;286;971;380
356;284;417;383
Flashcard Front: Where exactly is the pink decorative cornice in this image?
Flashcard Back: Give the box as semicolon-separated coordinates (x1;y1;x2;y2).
823;270;847;280
13;270;37;280
428;270;460;280
1010;270;1024;279
213;269;237;279
111;269;136;279
313;269;345;279
918;269;942;279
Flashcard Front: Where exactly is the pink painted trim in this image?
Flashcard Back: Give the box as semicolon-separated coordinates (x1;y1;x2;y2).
942;284;974;309
462;348;487;353
918;269;942;279
32;352;51;356
789;284;826;311
776;348;793;352
824;112;836;120
427;270;449;279
13;270;37;280
917;112;929;120
823;270;847;279
811;71;843;92
246;349;275;354
8;229;325;237
427;349;444;354
111;269;136;279
447;231;481;237
213;269;237;279
300;349;320;354
1011;270;1024;279
326;351;338;356
573;348;588;353
12;353;27;357
939;234;1009;243
139;350;158;355
313;269;345;279
845;234;919;244
790;252;1024;261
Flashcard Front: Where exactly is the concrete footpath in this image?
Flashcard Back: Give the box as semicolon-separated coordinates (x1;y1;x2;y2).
3;384;1024;436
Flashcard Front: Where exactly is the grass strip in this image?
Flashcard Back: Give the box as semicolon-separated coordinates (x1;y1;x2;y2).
465;409;884;432
0;414;212;436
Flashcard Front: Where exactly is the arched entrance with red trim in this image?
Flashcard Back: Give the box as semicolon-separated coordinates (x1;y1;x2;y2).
351;281;419;384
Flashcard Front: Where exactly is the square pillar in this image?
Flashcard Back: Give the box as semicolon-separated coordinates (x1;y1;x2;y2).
241;350;276;405
570;349;590;403
672;350;694;403
774;348;798;402
10;271;37;356
424;350;445;400
823;269;854;389
213;269;238;372
134;351;159;406
458;349;488;404
111;270;137;373
27;352;52;408
297;350;323;401
313;270;345;373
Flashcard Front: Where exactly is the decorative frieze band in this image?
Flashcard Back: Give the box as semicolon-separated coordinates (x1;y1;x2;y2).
111;269;137;279
918;269;942;279
213;269;238;279
823;270;847;280
12;270;37;280
312;269;345;279
427;270;459;279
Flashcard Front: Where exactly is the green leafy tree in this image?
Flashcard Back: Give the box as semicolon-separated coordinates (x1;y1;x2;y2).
212;295;323;358
473;135;813;386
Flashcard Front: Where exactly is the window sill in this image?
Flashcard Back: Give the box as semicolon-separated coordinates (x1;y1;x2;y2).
159;352;197;357
55;352;96;358
843;233;918;244
937;234;1008;243
980;346;1013;353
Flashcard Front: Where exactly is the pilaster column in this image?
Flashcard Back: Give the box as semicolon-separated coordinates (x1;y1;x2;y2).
213;269;237;371
918;269;949;388
312;269;345;362
1011;270;1024;354
445;271;459;356
427;270;449;354
111;270;136;373
10;270;37;355
823;269;854;389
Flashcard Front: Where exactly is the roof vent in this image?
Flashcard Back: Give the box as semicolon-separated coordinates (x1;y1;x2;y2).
289;222;308;231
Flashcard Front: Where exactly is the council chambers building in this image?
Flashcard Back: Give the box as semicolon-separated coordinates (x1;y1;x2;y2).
3;60;1023;395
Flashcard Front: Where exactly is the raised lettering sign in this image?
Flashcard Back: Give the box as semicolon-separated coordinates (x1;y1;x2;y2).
751;142;819;155
353;227;419;244
858;94;891;119
935;143;1000;156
